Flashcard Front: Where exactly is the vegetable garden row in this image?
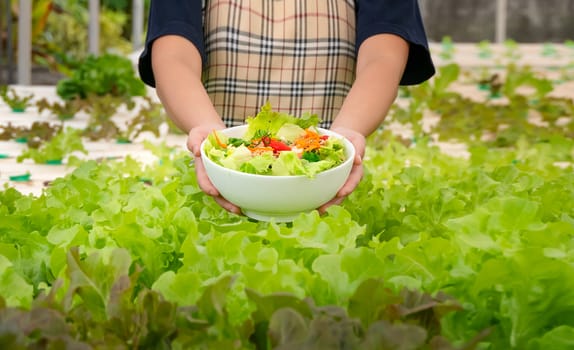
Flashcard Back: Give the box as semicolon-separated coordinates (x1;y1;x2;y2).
0;44;574;349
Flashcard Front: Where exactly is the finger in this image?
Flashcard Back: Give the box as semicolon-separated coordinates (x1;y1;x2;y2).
195;154;242;215
354;153;363;165
337;163;364;197
318;196;345;214
352;141;365;160
213;195;242;215
194;156;220;196
318;166;361;214
187;131;204;156
350;141;365;162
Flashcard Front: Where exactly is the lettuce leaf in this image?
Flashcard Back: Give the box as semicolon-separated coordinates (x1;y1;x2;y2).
244;102;320;140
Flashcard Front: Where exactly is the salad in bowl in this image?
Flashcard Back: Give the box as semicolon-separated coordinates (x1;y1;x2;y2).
199;103;355;222
202;103;348;178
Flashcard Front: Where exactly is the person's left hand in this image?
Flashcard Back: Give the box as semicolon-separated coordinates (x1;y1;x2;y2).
318;126;366;214
187;123;243;215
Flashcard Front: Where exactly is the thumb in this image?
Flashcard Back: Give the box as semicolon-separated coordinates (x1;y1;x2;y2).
187;133;202;157
191;142;201;157
354;153;362;165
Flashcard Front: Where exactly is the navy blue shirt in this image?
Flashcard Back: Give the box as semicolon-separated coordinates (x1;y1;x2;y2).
139;0;435;87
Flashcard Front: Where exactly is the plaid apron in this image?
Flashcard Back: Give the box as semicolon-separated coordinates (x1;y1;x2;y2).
202;0;357;128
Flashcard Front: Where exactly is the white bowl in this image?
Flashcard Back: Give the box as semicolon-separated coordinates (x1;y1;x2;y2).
200;125;355;222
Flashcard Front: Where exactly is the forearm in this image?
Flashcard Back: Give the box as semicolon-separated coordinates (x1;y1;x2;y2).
331;34;408;136
151;35;224;133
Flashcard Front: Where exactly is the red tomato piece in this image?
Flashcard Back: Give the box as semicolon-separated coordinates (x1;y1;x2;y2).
269;139;292;152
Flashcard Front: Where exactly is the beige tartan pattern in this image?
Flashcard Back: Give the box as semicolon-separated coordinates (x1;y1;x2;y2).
202;0;357;127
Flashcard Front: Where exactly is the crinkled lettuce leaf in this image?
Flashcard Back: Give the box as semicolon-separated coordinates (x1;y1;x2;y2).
244;102;320;140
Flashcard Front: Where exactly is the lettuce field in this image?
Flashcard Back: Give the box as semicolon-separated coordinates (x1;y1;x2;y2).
1;44;574;349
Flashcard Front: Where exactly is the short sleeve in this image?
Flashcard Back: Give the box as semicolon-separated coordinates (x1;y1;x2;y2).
138;0;205;87
356;0;435;85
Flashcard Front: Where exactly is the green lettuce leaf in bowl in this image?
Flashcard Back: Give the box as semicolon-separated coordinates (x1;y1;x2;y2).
203;103;347;178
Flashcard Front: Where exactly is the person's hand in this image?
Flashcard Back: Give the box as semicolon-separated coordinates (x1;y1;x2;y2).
187;124;242;215
317;126;366;214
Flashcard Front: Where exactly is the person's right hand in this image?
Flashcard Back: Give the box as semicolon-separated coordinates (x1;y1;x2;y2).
187;124;243;215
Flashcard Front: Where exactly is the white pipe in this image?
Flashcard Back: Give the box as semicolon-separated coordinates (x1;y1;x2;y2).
495;0;508;43
17;0;32;85
88;0;100;55
132;0;145;50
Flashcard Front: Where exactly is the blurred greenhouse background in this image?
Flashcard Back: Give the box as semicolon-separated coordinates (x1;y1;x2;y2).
0;0;149;85
1;1;574;348
420;0;574;43
1;0;573;85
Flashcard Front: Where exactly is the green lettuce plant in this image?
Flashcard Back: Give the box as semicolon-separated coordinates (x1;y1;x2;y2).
439;36;455;61
82;94;136;141
477;40;493;59
1;61;574;349
0;121;61;148
36;97;86;121
117;96;166;143
16;127;86;164
0;85;34;112
56;53;146;101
